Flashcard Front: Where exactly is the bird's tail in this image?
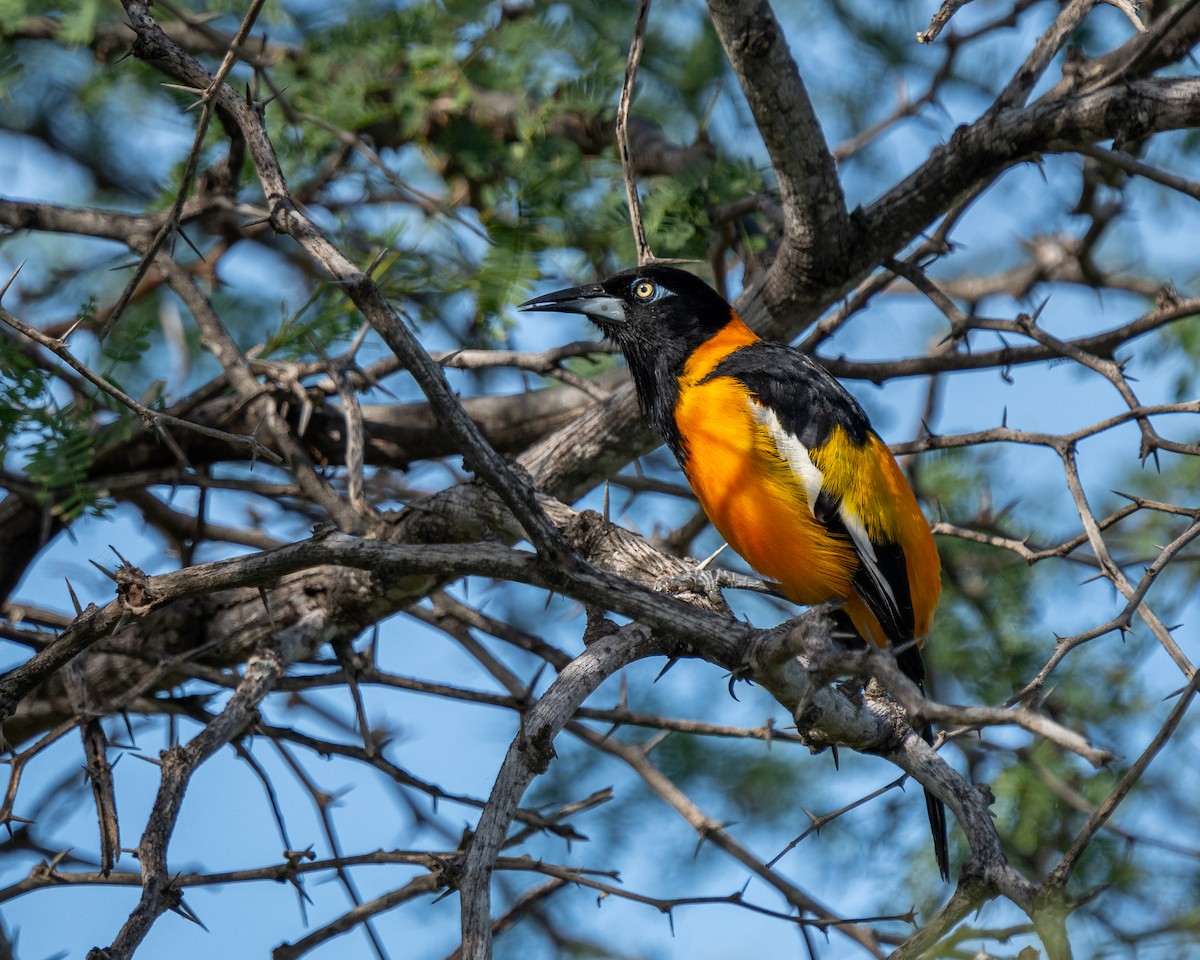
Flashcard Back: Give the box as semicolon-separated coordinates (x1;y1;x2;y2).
831;611;950;880
894;643;950;882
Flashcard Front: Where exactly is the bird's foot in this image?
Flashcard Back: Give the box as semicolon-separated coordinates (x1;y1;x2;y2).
654;568;728;605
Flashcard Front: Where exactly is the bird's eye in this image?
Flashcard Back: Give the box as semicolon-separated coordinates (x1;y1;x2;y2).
632;279;656;301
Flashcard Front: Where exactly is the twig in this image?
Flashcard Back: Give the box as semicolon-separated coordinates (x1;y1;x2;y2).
616;0;655;265
1047;667;1200;889
100;646;283;960
569;721;889;957
457;623;668;960
99;0;267;338
917;0;976;44
0;302;281;464
1077;143;1200;202
993;0;1097;111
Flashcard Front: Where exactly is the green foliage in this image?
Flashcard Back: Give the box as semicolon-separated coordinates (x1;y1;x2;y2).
0;366;105;522
652;732;807;822
100;298;152;371
473;221;539;337
257;0;738;339
0;44;21;100
916;450;1044;701
0;0;32;32
0;335;46;440
261;285;362;360
59;0;100;46
1144;306;1200;399
22;409;105;521
11;2;1200;957
0;296;124;521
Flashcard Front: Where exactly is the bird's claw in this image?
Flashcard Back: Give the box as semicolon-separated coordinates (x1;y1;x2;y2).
654;568;726;604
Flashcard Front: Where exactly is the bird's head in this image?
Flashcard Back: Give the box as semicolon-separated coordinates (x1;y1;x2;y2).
518;265;733;357
520;266;744;455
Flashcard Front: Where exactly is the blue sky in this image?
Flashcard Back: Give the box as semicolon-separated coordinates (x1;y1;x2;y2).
3;2;1200;959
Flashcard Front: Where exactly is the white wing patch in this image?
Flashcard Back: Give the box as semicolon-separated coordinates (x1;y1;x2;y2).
749;401;824;516
750;398;901;615
837;503;900;612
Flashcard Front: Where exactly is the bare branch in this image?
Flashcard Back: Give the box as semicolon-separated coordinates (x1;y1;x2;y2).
616;0;655;266
706;0;851;300
917;0;977;44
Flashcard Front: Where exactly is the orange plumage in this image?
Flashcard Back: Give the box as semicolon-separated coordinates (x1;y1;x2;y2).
522;266;947;879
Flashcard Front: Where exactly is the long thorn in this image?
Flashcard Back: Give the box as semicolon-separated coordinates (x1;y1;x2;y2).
0;260;27;303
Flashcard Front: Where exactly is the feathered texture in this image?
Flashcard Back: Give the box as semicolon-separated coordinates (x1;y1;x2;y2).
521;265;949;880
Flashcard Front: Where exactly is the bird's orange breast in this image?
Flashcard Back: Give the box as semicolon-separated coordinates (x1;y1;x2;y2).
673;319;860;607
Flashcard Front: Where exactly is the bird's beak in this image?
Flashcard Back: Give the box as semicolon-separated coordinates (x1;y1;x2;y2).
519;283;626;325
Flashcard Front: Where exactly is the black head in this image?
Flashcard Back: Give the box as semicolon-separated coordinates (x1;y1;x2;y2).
520;266;737;458
519;265;732;351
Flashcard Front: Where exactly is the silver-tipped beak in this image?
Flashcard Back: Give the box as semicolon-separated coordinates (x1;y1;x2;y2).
519;283;626;325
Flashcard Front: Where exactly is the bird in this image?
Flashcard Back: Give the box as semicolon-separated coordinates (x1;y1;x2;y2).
520;264;948;880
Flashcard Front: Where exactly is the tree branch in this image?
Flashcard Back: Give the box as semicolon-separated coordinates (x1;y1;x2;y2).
706;0;851;302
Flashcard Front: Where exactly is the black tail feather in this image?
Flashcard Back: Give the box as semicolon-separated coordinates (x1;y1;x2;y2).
834;619;950;880
896;642;951;881
918;720;950;881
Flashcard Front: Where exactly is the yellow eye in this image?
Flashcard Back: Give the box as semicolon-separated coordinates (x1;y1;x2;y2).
632;279;656;301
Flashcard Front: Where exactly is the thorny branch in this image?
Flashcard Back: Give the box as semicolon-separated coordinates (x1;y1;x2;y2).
2;1;1200;959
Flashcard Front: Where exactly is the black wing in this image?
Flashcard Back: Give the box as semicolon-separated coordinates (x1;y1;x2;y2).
707;341;916;639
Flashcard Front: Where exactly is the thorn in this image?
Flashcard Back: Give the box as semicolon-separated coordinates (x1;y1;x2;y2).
0;259;27;303
288;874;314;906
109;612;129;643
90;559;119;582
176;226;206;262
652;658;679;683
524;663;549;702
65;579;84;616
170;894;209;931
643;730;671;754
830;744;840;770
59;313;89;342
364;248;387;278
108;545;132;567
257;587;278;630
161;82;206;97
695;542;728;572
